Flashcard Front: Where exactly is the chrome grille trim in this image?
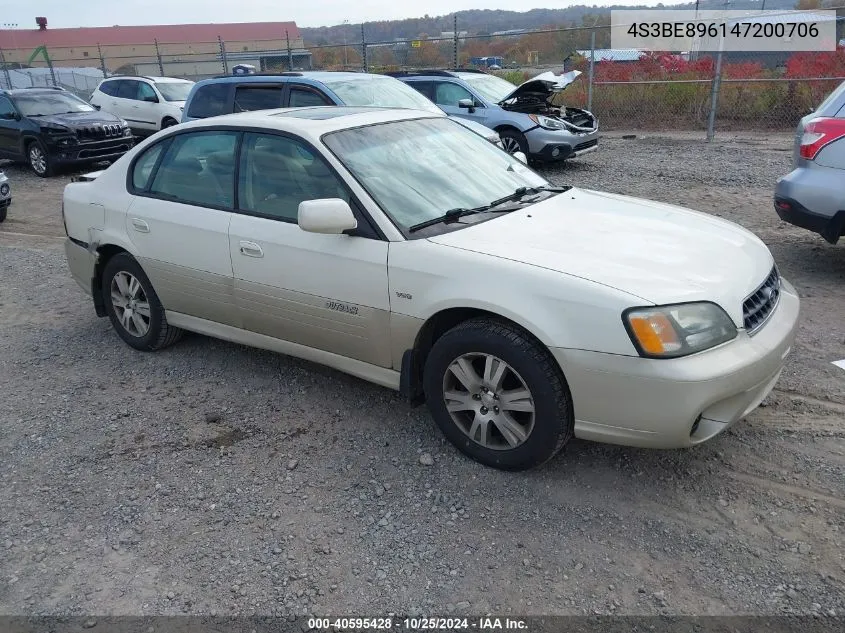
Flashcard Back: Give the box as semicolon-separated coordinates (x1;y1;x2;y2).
742;266;781;335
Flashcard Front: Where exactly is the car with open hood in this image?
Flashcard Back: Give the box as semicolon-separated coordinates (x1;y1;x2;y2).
61;107;797;471
389;68;598;161
0;87;134;177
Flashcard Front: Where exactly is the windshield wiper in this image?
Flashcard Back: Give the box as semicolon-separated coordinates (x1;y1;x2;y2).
407;185;571;233
409;206;490;233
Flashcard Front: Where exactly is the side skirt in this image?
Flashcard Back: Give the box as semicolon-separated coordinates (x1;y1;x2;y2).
165;311;401;390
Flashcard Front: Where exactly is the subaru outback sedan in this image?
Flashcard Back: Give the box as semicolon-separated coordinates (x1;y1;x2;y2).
62;107;798;471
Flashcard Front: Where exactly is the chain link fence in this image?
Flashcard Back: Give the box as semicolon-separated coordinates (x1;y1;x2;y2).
1;7;843;137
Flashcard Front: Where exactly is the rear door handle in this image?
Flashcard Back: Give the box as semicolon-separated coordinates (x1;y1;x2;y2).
239;241;263;258
130;218;150;233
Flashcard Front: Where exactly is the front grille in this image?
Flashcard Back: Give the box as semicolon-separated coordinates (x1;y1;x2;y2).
77;124;123;141
574;139;598;151
743;266;781;335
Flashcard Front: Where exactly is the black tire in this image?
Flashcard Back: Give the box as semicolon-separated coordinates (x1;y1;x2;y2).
102;252;183;351
27;139;54;178
161;117;178;129
498;129;529;157
0;206;6;223
423;318;574;471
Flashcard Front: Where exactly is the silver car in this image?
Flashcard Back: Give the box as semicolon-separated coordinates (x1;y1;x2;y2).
391;69;599;162
774;80;845;244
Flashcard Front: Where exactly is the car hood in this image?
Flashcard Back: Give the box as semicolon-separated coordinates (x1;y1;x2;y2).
499;70;581;104
33;110;125;129
428;188;774;325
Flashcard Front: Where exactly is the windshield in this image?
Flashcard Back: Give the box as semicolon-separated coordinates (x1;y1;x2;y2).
322;76;441;114
462;74;518;104
324;117;548;235
15;92;95;116
155;81;193;102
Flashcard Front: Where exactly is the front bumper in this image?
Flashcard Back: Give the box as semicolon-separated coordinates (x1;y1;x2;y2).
551;279;800;449
525;127;599;161
775;166;845;244
48;137;134;165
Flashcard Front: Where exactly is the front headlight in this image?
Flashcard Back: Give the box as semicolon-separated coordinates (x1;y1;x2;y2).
623;302;737;358
42;125;73;136
529;114;567;130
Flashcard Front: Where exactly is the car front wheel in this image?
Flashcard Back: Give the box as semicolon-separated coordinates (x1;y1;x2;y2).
28;140;53;177
423;318;574;470
498;129;528;156
102;252;183;351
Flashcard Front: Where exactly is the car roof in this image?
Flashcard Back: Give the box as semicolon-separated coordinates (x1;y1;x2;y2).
177;105;442;137
103;75;191;83
4;87;67;97
193;71;391;86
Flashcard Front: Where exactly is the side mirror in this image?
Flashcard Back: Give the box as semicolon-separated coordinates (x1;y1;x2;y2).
143;95;159;103
458;98;476;113
513;151;528;164
0;112;17;120
298;199;357;235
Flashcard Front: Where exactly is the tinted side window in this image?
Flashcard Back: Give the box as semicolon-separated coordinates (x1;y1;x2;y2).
406;81;434;101
187;83;230;118
149;131;238;208
433;81;474;107
238;132;349;222
138;82;157;102
288;87;332;107
131;142;166;191
0;96;16;118
233;86;284;112
117;80;140;100
98;81;118;97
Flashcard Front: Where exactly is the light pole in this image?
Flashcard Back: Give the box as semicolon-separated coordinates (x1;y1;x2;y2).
343;20;349;68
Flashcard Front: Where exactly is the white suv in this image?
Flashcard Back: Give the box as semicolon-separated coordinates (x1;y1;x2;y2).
62;107;799;471
90;76;194;134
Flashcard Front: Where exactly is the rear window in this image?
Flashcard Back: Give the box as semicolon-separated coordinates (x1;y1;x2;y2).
98;80;119;97
187;83;231;119
233;85;284;112
816;80;845;117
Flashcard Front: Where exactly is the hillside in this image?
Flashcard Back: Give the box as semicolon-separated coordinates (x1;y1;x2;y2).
301;0;800;45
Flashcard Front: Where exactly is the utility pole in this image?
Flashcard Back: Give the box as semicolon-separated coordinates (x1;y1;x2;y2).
286;30;293;71
0;47;11;89
154;38;164;75
453;13;459;70
341;20;349;69
218;35;228;75
97;42;107;77
707;0;730;141
361;23;367;72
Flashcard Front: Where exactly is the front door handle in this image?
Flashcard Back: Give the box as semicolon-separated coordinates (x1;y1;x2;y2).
130;218;150;233
239;241;263;258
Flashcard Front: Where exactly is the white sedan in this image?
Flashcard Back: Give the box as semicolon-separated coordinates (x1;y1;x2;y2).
63;106;800;470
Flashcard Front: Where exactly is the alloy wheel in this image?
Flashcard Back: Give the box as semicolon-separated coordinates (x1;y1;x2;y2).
29;146;47;175
501;137;522;154
442;353;535;450
110;271;152;337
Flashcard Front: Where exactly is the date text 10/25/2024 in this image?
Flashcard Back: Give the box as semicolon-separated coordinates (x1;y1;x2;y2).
307;617;528;631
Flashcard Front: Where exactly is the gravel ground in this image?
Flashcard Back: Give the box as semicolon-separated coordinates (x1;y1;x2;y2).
1;133;844;618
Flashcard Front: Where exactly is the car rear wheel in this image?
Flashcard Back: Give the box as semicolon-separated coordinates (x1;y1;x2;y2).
162;117;178;129
423;318;574;470
27;140;53;178
498;129;528;156
102;253;183;351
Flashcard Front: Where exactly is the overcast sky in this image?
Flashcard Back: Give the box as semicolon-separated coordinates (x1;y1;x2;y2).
4;0;665;30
